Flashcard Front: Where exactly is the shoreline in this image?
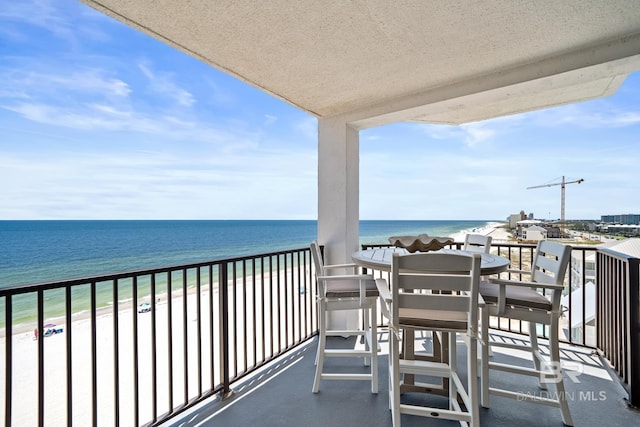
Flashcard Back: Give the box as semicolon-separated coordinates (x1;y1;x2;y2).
1;289;181;338
450;221;513;243
0;267;303;425
0;222;512;424
1;289;214;425
3;221;501;330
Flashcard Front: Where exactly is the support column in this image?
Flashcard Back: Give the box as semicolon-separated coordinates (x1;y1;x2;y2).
317;116;360;264
317;116;360;331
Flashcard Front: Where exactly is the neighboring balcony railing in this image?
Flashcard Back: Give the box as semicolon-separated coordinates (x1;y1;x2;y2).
0;247;317;426
596;247;640;408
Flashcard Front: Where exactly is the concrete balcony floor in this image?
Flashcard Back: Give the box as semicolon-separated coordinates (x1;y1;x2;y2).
166;330;640;427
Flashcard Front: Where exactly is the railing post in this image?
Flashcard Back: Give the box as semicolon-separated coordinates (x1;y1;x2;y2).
5;296;12;427
627;257;640;408
219;261;233;399
37;290;44;427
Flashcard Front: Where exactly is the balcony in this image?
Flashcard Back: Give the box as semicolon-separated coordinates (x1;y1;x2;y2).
1;242;639;426
169;332;634;427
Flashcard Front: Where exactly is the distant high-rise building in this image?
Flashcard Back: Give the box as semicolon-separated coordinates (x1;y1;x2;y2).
601;214;640;224
508;211;528;228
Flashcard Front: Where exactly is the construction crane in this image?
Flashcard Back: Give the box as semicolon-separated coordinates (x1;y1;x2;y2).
527;176;584;236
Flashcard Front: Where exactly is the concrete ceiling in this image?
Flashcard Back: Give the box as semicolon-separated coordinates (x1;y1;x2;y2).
82;0;640;128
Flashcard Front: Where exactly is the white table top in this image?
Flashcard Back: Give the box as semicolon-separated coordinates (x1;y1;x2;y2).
352;247;510;275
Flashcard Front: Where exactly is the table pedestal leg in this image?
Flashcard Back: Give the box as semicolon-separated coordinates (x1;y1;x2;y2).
400;328;450;396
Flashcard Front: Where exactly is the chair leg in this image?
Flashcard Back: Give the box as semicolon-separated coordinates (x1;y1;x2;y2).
312;301;326;393
312;300;379;394
314;299;322;366
480;306;490;408
390;329;401;427
468;331;480;427
529;322;547;391
550;317;574;426
388;339;393;411
370;303;379;394
363;305;371;367
448;331;458;410
481;310;493;357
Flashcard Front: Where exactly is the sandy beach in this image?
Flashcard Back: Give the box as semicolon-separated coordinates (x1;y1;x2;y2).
450;221;513;243
0;265;314;426
1;292;209;426
0;223;513;425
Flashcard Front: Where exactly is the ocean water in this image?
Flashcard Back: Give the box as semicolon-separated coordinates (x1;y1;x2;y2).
0;220;492;326
0;219;494;287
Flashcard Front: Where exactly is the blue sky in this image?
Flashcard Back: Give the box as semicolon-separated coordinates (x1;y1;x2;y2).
1;0;639;221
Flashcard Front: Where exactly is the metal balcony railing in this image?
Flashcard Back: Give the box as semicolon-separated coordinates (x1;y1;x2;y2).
596;247;640;408
1;241;639;426
0;247;318;426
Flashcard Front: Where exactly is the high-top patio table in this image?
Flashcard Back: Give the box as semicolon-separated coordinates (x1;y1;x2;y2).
352;247;510;275
352;247;510;395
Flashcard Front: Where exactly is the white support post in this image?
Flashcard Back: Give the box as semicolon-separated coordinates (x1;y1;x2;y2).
317;116;360;332
317;116;360;264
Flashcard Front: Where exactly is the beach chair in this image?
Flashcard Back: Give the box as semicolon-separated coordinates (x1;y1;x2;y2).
479;240;573;426
310;240;379;393
376;251;482;426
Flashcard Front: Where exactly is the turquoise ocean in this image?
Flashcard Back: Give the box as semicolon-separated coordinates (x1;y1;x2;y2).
0;220;494;327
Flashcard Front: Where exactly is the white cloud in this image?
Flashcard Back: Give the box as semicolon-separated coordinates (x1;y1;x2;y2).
414;114;524;147
201;77;237;108
416;123;460;140
459;122;495;147
0;67;131;99
294;116;317;141
0;0;68;33
606;111;640;126
3;102;155;132
0;140;318;219
89;103;132;117
263;114;277;126
518;102;640;129
0;0;108;47
138;61;195;107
